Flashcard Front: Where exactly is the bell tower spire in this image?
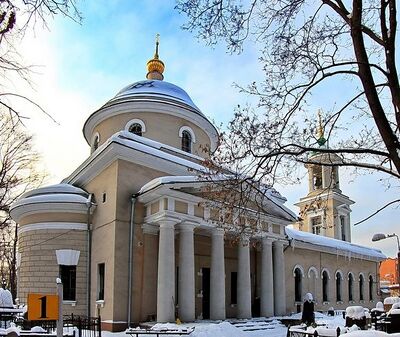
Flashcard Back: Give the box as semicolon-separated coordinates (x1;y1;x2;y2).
146;34;165;80
294;109;354;242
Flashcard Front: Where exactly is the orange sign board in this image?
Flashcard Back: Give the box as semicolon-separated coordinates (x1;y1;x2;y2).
28;293;59;320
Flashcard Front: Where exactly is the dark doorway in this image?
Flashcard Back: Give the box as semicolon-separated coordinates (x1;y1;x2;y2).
202;268;210;319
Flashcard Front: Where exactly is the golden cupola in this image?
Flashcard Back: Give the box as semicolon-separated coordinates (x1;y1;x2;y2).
316;109;326;146
146;34;165;80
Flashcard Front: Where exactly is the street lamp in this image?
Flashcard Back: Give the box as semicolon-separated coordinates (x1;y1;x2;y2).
372;233;400;289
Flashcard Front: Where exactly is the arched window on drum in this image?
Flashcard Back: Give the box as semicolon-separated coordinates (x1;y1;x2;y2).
179;126;196;154
129;123;142;136
125;119;146;137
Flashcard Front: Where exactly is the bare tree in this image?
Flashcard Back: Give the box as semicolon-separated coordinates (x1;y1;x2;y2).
0;0;81;118
176;0;400;218
0;110;44;299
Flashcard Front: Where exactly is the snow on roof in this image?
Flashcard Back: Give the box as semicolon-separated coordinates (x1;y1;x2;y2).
110;131;207;172
20;183;88;199
112;80;203;115
13;194;89;208
118;130;204;161
97;132;295;221
138;175;297;221
138;175;204;194
11;184;90;214
285;227;386;260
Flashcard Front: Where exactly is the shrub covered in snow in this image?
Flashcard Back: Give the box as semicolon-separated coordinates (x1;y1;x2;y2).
0;288;13;307
346;306;366;319
383;297;400;305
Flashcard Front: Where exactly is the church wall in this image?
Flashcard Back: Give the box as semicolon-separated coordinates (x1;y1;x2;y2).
18;212;87;226
324;198;336;238
284;246;379;314
93;112;211;158
140;232;158;321
18;228;87;315
114;159;171;325
83;161;119;326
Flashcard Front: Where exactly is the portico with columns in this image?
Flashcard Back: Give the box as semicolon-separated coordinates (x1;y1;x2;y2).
137;179;292;322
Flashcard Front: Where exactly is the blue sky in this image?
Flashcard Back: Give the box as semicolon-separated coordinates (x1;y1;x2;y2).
14;1;399;257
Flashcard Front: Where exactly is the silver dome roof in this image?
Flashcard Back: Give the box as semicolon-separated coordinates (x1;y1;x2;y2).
108;80;203;115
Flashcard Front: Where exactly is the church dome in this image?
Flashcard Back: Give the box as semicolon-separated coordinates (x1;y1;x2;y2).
106;79;202;115
10;183;91;223
83;36;219;153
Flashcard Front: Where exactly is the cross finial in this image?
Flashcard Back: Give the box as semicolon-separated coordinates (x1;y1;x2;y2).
316;109;326;146
154;33;160;59
146;34;165;80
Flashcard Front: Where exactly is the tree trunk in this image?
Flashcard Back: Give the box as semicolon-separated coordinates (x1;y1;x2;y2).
351;0;400;175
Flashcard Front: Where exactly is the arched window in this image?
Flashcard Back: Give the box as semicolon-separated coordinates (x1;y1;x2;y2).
359;274;364;301
125;119;146;136
181;130;192;153
322;270;329;302
336;272;342;302
129;123;142;136
308;267;318;302
312;166;323;190
294;268;302;302
369;275;374;301
348;273;354;301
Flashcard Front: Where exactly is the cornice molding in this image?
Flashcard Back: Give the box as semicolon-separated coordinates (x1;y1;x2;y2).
19;222;87;235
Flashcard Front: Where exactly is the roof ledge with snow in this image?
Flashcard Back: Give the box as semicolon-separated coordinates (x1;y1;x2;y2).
285;227;386;261
10;183;93;223
138;175;297;224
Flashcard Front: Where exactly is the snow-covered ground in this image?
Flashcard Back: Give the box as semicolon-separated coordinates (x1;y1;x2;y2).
102;313;400;337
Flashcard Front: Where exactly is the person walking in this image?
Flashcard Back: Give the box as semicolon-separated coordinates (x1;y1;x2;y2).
302;293;315;326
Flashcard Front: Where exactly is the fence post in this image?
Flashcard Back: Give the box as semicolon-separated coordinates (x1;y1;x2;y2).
56;278;63;337
336;327;341;336
98;315;101;337
78;316;82;337
314;330;319;337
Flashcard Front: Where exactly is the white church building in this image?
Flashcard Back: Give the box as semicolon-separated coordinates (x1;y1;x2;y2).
10;41;385;331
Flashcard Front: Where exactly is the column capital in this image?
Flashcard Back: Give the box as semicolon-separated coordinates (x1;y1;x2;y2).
262;236;274;246
273;239;285;248
178;221;199;232
158;218;179;229
211;227;225;236
239;234;250;246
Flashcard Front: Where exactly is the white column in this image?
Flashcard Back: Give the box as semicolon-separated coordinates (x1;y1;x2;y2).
307;166;314;191
210;228;226;320
261;237;274;317
237;236;252;318
178;223;195;322
273;240;286;316
157;220;176;322
321;166;328;189
346;215;351;242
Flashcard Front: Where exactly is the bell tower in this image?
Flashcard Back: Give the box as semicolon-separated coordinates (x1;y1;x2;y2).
294;110;354;242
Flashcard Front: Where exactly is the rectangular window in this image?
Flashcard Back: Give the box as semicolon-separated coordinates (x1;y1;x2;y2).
340;216;346;241
60;265;76;301
97;263;105;301
311;216;322;235
231;272;237;305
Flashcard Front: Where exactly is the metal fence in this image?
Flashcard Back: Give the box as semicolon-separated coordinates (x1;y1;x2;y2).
12;314;101;337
